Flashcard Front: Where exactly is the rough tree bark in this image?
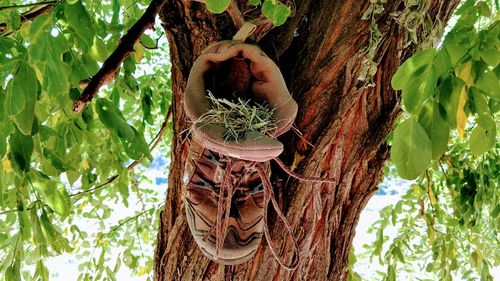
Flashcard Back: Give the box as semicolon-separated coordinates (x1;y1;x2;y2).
154;0;459;280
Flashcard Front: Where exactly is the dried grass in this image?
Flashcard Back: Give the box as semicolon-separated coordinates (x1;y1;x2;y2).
195;91;277;141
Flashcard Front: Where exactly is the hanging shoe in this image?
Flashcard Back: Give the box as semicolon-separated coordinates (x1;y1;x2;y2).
183;39;299;267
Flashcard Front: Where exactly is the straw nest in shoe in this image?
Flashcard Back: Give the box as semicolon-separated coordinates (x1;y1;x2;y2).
194;90;278;142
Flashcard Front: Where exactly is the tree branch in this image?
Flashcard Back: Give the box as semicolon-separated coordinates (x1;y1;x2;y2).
0;3;56;36
72;0;169;113
70;105;172;197
226;1;245;30
0;0;57;11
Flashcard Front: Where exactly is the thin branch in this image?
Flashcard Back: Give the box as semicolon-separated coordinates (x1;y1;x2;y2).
425;170;435;209
85;205;159;279
72;0;169;113
249;14;274;42
438;160;448;181
0;0;57;11
70;105;172;197
0;3;55;36
226;0;245;30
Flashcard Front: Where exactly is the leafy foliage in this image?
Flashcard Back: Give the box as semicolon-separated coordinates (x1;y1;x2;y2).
359;141;500;281
351;1;500;280
205;0;292;26
0;0;171;280
391;0;500;180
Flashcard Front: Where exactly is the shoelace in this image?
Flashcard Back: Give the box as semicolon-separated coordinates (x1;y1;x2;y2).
203;155;336;271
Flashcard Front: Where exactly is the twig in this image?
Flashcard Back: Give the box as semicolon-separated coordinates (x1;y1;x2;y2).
85;205;159;279
438;160;448;181
139;33;163;50
227;0;245;30
0;0;57;11
250;14;274;42
0;3;56;36
425;170;435;209
72;0;169;113
70;105;172;197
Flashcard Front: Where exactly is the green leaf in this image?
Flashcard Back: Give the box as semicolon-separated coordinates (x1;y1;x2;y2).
96;98;135;141
392;246;406;263
6;259;21;281
45;184;72;219
439;76;464;128
111;0;120;25
5;62;38;135
261;0;291;26
90;36;109;62
140;34;156;49
391;118;432;180
0;121;12;158
249;0;261;6
29;14;53;44
30;207;46;245
17;197;32;241
476;1;491;17
392;49;436;90
123;56;136;74
418;99;449;160
205;0;231;14
39;210;71;254
43;148;73;172
403;64;438;113
34;261;49;281
39;183;72;219
474;62;500;100
469;124;496;156
29;33;70;96
479;47;500;66
8;127;34;172
64;0;96;51
443;41;468;65
387;264;396;281
469;87;495;129
96;98;151;160
121;127;152;161
141;88;154;125
5;62;37;120
392;49;442;113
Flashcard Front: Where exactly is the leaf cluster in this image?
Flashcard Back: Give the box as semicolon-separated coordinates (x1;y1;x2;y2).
358;142;500;281
0;0;171;280
390;0;500;180
205;0;292;26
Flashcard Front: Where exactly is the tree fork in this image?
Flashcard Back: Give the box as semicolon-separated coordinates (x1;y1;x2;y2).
154;0;459;280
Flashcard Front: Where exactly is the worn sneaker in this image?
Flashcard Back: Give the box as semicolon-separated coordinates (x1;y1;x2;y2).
183;41;298;266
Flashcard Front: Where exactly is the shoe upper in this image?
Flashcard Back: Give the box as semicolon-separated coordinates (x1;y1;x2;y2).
184;139;267;264
184;41;298;162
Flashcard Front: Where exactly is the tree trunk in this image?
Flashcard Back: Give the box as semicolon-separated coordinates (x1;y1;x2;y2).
154;0;458;280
